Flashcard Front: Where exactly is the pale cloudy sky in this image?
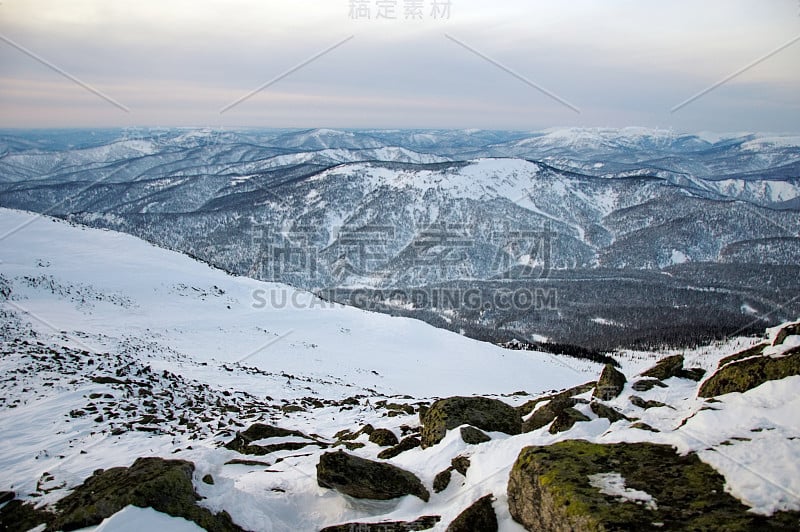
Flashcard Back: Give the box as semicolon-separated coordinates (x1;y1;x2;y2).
0;0;798;131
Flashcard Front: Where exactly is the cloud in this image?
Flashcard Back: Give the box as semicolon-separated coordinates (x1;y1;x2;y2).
0;0;798;130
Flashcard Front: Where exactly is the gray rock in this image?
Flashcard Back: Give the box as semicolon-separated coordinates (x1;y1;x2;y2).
317;450;430;502
446;494;497;532
593;364;627;400
368;428;399;447
460;425;491;445
421;397;521;448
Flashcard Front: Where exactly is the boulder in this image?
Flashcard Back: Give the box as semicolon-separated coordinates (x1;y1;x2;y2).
451;456;471;476
317;451;430;502
641;355;684;380
49;457;241;531
446;494;498;532
0;500;53;532
699;347;800;398
592;364;626;400
421;397;521;448
508;440;800;531
368;428;399;447
460;425;491;444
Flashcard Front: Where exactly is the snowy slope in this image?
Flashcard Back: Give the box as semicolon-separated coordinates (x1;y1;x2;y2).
1;208;799;531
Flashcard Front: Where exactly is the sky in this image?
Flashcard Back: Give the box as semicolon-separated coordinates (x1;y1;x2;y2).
0;0;798;132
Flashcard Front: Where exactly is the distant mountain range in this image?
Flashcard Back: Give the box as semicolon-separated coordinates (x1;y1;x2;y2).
1;127;798;350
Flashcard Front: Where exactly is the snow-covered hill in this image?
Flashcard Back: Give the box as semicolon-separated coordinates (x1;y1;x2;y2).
1;208;799;531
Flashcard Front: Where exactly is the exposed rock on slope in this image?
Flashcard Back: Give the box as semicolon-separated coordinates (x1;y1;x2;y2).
507;440;800;531
420;396;521;448
316;450;430;502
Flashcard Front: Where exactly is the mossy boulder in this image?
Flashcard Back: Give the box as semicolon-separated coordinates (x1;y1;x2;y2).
48;457;242;531
699;348;800;398
368;428;399;447
378;435;421;459
460;425;491;444
446;494;498;532
317;450;429;502
592;364;626;400
421;397;521;448
508;440;800;531
225;423;324;455
320;515;440;531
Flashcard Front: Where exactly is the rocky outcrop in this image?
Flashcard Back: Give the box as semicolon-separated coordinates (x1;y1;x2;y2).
446;494;498;532
508;440;800;531
592;364;626;400
420;397;521;448
48;457;242;531
317;451;430;502
549;407;591;434
699;347;800;398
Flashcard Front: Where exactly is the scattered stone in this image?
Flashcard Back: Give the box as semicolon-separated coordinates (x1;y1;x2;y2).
631;379;667;392
378;436;422;459
446;494;498;532
369;428;399;447
593;364;627;400
699;348;800;398
202;474;214;485
49;457;242;531
630;396;671;410
549;407;591;434
320;515;441;532
460;425;491;445
421;397;521;448
317;451;430;502
508;440;800;531
590;402;630;423
335;424;374;441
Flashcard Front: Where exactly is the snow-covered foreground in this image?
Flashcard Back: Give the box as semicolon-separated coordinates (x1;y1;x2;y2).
0;208;798;531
